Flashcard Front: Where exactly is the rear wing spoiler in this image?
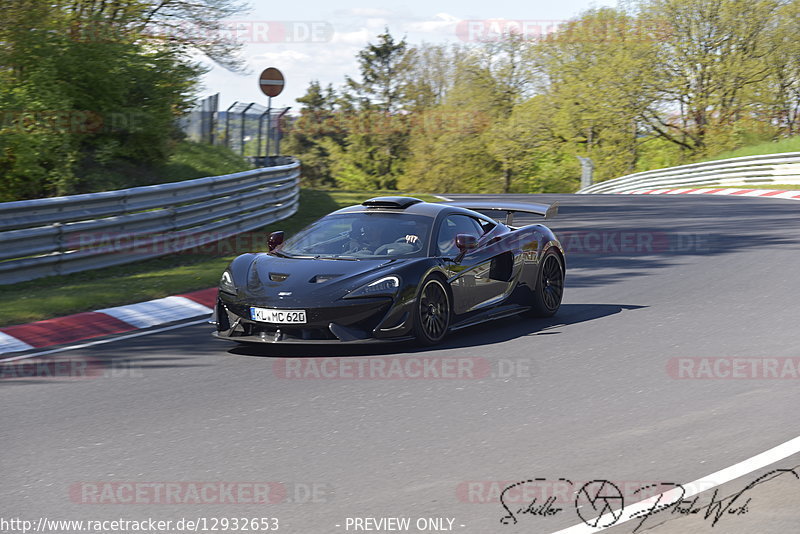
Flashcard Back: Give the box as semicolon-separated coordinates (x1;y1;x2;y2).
447;201;559;225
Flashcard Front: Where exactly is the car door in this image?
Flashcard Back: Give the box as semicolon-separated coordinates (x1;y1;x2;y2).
436;214;509;315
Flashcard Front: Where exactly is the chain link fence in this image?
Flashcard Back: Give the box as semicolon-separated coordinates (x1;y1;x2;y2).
180;94;290;160
180;93;219;145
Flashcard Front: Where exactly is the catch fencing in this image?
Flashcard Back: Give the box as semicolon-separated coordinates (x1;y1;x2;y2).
180;93;291;157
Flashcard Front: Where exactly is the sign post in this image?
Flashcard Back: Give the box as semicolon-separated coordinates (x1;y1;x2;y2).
258;68;285;157
577;156;594;189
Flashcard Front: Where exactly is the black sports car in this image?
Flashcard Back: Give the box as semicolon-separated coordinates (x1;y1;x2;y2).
211;196;564;346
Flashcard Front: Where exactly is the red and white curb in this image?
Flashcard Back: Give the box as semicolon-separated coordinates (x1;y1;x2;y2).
0;288;216;357
626;187;800;199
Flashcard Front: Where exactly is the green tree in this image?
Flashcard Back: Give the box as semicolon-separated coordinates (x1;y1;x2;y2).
751;0;800;137
401;43;465;111
400;48;508;193
346;30;411;113
283;81;343;187
333;30;415;189
641;0;785;154
0;0;247;201
286;0;800;195
530;7;661;184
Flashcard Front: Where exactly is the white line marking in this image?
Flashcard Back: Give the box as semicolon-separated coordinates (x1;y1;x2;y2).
0;319;208;362
433;195;453;201
0;332;34;354
97;296;212;329
547;434;800;534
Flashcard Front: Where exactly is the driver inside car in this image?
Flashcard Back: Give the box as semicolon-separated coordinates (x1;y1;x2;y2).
345;221;388;254
344;220;422;256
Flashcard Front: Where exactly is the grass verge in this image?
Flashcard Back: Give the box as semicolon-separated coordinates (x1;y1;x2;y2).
704;136;800;161
159;141;253;181
77;141;252;194
0;190;440;327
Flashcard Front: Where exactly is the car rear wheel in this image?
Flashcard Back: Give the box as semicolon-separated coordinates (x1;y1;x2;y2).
526;250;564;317
413;277;450;346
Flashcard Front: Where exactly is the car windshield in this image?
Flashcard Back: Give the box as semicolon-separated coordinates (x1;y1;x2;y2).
280;212;433;259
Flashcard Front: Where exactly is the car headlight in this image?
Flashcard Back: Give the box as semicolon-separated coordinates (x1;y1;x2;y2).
219;270;237;295
345;275;401;298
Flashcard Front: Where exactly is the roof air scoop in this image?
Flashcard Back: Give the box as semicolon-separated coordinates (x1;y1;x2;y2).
362;197;423;209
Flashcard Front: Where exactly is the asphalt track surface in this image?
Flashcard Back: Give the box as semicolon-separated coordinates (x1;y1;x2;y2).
2;194;800;534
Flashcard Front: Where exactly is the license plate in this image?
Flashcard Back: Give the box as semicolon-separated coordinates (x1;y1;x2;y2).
250;307;307;324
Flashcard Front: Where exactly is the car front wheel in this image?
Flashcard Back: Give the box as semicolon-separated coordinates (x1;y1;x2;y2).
413;276;451;346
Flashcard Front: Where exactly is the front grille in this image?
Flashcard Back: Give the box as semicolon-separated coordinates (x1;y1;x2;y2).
245;323;337;341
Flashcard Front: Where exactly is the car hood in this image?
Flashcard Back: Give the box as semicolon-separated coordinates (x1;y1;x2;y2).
239;254;408;304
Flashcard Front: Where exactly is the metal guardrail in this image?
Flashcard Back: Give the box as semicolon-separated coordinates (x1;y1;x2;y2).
578;152;800;194
0;158;301;285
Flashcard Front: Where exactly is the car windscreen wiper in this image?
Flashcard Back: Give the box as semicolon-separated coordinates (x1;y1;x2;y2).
313;255;359;261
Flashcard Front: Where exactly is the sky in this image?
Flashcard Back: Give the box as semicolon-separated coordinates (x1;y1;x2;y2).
198;0;619;111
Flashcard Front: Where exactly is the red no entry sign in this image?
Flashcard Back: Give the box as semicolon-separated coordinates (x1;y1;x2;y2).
259;67;285;98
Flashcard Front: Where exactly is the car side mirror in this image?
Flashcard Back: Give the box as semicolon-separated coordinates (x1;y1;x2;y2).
456;234;477;251
268;231;284;251
454;233;477;262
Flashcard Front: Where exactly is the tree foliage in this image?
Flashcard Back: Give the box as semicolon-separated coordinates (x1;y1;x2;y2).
288;0;800;194
0;0;247;201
